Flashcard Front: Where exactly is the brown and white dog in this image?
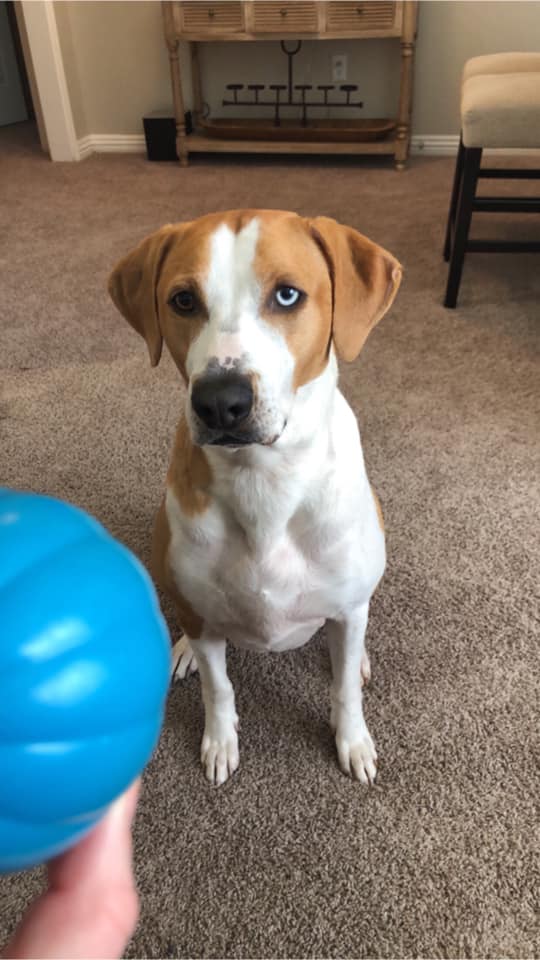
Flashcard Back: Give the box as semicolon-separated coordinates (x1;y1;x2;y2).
109;210;401;786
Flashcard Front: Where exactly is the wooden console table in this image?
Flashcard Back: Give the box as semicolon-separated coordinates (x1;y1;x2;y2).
162;1;418;169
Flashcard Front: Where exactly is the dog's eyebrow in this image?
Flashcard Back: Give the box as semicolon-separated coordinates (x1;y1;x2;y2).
260;270;305;290
166;277;206;304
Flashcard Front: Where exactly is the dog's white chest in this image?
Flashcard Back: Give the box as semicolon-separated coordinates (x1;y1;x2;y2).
228;532;327;651
166;484;383;654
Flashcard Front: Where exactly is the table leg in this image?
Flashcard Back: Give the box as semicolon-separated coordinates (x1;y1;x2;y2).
395;1;418;170
167;37;188;166
191;42;203;130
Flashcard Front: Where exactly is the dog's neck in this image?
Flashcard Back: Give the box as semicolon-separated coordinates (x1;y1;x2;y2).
200;354;339;551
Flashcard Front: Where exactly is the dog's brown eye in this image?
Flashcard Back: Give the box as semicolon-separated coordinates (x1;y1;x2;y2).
170;290;197;314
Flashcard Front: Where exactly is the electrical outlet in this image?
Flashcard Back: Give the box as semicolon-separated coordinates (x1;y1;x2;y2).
332;54;347;83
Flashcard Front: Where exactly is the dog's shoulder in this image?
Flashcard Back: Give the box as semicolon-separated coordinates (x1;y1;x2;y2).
151;494;205;639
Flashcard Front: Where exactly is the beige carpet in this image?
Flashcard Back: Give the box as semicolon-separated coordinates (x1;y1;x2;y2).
1;123;539;959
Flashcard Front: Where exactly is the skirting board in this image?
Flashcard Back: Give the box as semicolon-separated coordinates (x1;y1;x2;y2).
77;134;540;160
411;137;540;158
411;135;459;155
78;134;146;159
78;132;461;159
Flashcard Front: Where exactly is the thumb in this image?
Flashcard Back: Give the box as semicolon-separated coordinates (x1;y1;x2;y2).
4;781;140;960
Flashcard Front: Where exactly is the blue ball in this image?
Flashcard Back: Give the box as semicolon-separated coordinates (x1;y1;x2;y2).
0;488;171;873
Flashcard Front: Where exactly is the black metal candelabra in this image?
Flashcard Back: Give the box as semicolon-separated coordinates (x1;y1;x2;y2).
222;40;363;127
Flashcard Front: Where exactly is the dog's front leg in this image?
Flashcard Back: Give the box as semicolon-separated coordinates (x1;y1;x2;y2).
327;604;378;785
189;632;239;786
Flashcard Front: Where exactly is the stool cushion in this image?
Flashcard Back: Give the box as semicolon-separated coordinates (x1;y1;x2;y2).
461;71;540;148
463;52;540;83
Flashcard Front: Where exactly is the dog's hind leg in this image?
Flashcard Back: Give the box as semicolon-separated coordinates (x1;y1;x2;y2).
327;603;377;785
172;635;199;680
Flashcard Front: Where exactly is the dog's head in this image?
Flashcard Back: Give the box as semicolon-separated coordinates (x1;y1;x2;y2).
108;210;401;448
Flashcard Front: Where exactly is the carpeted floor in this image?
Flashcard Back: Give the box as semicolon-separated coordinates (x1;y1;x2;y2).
1;123;539;959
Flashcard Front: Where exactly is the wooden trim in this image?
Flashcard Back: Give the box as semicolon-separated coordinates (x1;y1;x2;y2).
79;134;146;155
243;0;254;33
19;0;79;161
316;1;326;34
173;27;403;41
75;133;475;159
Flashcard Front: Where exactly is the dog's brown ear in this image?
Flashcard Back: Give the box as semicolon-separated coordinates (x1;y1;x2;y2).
310;216;402;362
108;225;176;367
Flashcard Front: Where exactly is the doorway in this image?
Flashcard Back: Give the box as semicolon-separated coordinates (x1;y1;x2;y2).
0;0;33;126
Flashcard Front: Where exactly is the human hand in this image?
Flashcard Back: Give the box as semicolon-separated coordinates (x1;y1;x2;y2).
3;781;140;960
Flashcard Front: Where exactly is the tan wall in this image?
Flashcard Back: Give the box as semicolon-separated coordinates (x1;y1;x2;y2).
53;0;540;140
54;0;173;138
414;1;540;135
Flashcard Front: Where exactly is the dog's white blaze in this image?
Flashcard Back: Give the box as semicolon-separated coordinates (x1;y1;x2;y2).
186;219;296;437
206;219;260;333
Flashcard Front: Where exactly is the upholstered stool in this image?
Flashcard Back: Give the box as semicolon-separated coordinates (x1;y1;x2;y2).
443;53;540;307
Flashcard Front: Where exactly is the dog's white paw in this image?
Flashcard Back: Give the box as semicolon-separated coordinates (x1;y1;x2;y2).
335;723;377;785
360;651;371;686
171;636;198;681
201;715;239;786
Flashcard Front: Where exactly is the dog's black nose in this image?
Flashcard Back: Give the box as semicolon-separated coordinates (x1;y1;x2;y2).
191;373;254;432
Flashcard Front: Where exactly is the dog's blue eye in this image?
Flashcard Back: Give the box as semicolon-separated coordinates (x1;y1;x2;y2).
171;290;196;313
275;286;302;309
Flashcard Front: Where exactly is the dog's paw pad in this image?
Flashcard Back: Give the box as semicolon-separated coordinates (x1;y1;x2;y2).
171;636;198;681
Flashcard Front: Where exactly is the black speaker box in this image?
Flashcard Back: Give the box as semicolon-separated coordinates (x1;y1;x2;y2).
143;111;193;161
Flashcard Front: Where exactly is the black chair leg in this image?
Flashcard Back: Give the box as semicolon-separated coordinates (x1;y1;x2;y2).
443;136;465;262
444;146;482;308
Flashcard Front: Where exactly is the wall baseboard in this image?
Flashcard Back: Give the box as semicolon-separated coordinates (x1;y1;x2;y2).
78;132;462;159
77;135;94;159
78;134;147;157
410;136;540;158
411;135;459;155
79;133;537;160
